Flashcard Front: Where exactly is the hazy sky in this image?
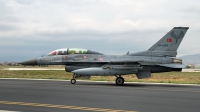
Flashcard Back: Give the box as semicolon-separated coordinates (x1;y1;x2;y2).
0;0;200;62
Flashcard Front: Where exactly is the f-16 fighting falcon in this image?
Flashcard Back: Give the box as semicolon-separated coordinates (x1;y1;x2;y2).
20;27;189;85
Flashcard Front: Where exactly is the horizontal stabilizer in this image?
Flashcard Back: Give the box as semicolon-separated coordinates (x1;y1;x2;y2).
157;64;185;68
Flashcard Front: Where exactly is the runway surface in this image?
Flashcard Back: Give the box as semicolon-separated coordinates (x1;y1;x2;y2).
0;79;200;112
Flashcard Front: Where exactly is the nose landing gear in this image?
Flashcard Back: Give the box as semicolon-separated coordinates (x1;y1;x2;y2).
71;79;76;84
115;75;124;85
71;74;76;84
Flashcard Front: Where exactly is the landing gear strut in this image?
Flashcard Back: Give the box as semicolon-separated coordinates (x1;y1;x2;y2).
115;75;124;85
71;74;76;84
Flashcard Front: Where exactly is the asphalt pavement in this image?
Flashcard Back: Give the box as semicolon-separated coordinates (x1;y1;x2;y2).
0;79;200;112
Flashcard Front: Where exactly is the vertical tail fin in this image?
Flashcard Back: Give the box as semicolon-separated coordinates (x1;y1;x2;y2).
149;27;189;52
130;27;189;57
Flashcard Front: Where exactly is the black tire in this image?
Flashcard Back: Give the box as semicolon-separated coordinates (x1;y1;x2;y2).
115;77;124;85
71;79;76;84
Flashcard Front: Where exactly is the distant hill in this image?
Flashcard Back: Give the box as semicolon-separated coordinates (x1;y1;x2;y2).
179;54;200;66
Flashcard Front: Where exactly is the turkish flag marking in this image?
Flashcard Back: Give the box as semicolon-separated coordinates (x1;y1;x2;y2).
167;38;172;42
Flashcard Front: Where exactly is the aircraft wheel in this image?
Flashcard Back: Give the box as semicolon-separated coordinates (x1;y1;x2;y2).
115;77;124;85
71;79;76;84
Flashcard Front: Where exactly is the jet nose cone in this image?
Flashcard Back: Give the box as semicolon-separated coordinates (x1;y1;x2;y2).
19;58;38;65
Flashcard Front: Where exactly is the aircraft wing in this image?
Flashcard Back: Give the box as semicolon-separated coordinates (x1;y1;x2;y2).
157;64;185;68
101;60;143;70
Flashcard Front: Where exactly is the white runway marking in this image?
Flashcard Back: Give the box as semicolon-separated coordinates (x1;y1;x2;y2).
2;68;64;70
0;110;20;112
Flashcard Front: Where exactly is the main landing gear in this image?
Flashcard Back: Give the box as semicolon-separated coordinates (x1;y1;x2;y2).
115;75;124;85
71;74;76;84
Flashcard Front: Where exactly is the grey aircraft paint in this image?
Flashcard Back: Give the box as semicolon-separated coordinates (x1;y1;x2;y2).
20;27;189;85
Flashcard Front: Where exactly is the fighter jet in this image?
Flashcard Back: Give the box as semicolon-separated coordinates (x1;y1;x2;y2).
20;27;189;85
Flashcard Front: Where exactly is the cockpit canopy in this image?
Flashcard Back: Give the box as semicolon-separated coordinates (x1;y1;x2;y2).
47;48;103;56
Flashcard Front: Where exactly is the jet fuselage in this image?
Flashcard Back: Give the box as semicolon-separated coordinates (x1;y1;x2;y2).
20;27;189;85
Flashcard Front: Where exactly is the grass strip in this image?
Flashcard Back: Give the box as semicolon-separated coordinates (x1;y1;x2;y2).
0;70;199;84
